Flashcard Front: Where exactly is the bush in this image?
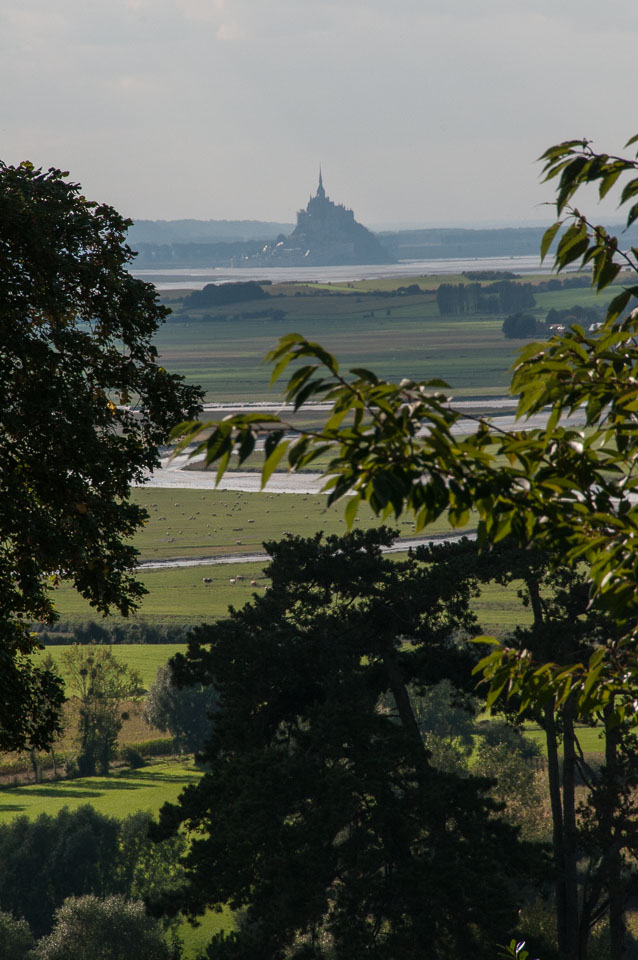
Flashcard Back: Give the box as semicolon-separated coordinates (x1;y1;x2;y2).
0;910;35;960
119;746;146;769
33;895;178;960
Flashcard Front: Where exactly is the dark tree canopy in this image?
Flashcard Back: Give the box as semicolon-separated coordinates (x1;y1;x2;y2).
0;161;203;750
502;311;541;339
156;530;542;959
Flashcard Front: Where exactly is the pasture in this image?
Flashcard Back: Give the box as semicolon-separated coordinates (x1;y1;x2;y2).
153;273;621;401
49;562;268;626
129;487;442;562
38;643;187;690
0;759;201;822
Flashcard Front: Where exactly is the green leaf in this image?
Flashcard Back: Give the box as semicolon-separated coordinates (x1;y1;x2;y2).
606;288;633;323
598;166;623;199
261;439;290;488
540;221;563;262
236;430;256;466
471;635;500;647
344;494;361;529
620;178;638;205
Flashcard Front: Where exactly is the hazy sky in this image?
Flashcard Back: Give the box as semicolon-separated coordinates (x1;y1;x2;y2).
2;0;637;226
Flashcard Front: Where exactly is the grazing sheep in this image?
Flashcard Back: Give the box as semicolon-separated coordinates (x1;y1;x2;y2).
229;578;236;585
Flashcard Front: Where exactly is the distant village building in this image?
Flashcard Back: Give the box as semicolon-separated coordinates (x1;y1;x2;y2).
244;171;394;267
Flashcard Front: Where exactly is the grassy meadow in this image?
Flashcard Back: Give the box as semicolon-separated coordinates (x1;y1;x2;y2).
129;487;441;562
0;759;201;822
153;273;623;401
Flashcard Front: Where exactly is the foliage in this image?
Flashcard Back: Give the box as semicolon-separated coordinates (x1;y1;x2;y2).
155;529;542;959
168;132;638;960
0;161;202;751
0;910;35;960
60;645;144;776
0;805;120;937
183;281;267;309
408;677;478;773
33;895;178;960
120;745;146;768
436;280;535;316
0;805;187;941
144;663;219;755
502;312;543;339
114;811;186;908
171;132;638;726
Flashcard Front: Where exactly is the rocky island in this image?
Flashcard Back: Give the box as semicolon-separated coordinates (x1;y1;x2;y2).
244;171;394;267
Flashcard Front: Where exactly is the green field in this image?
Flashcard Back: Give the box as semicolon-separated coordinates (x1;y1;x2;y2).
38;643;187;689
49;562;267;626
153;274;622;401
129;488;454;562
0;759;201;822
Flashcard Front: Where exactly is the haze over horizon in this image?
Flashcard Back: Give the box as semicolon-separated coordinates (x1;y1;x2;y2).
2;0;637;227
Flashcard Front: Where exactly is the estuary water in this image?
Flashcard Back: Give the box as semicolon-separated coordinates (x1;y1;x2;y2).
131;254;553;290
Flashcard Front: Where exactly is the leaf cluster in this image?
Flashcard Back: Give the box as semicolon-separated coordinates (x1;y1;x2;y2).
0;161;203;750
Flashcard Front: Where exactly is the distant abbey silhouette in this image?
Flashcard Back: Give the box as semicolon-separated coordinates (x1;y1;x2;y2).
251;172;393;266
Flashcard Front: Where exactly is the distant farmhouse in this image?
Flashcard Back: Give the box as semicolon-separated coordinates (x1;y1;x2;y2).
245;171;394;267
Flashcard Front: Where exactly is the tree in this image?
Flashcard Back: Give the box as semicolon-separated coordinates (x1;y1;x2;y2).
0;910;35;960
144;663;219;756
502;312;541;339
34;895;178;960
169;132;638;959
114;811;186;908
0;806;187;941
172;132;638;720
0;161;203;752
0;805;120;937
156;529;542;959
60;645;144;776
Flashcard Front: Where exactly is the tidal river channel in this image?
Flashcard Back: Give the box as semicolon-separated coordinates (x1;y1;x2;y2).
131;254;554;291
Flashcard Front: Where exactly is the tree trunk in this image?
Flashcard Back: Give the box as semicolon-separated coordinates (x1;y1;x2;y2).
605;708;626;960
544;705;569;954
562;704;581;960
29;748;41;784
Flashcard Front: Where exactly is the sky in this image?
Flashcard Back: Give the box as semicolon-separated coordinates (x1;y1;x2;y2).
2;0;638;227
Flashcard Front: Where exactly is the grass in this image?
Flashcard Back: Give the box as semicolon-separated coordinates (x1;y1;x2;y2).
0;758;202;822
46;487;463;624
39;644;187;690
128;488;455;562
50;562;269;625
525;723;605;757
153;274;621;402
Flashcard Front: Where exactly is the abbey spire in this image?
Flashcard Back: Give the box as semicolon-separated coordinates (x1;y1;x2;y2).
317;167;325;200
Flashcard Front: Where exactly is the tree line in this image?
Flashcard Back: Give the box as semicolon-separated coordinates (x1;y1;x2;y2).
436;279;537;315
